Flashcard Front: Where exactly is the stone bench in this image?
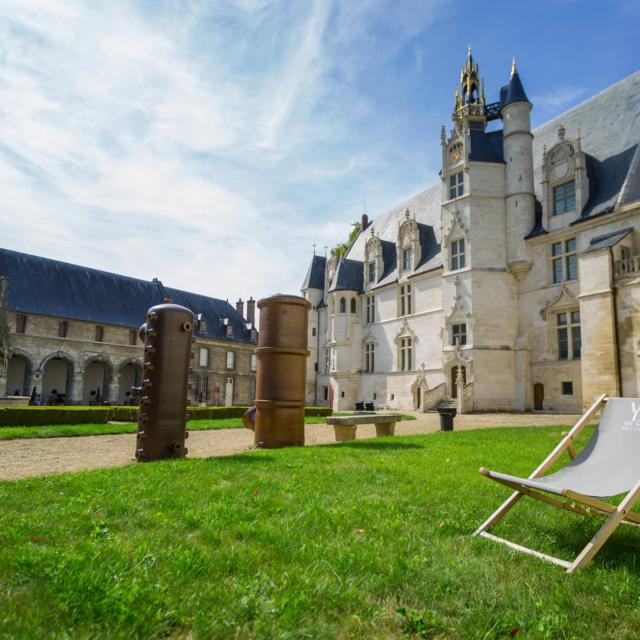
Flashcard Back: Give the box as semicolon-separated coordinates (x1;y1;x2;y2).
325;413;403;442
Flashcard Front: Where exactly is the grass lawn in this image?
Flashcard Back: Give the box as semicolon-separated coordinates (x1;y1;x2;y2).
0;414;417;440
2;426;639;639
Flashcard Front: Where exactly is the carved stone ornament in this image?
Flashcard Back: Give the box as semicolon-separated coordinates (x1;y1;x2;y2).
394;318;417;344
441;207;468;245
540;283;578;320
508;260;533;283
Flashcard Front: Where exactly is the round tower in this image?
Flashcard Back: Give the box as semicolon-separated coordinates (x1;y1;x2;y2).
501;59;534;280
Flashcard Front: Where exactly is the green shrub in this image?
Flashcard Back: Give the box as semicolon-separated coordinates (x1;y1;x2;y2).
0;405;332;427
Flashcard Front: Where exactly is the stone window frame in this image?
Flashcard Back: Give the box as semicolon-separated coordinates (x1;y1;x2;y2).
364;341;375;373
250;353;257;371
556;309;581;361
15;314;27;334
339;297;346;314
199;347;209;367
128;329;137;346
449;171;464;200
398;283;412;317
398;337;413;372
551;237;578;284
58;321;68;339
553;180;576;215
451;322;467;346
450;238;466;271
225;350;235;370
350;298;357;314
95;325;104;342
364;295;375;324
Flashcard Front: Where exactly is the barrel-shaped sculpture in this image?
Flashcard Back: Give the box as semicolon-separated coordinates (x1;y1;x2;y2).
132;303;193;461
252;294;311;448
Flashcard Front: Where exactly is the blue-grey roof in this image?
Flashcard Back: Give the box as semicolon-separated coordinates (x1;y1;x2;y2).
302;254;326;290
500;71;530;108
469;130;504;164
532;70;640;224
328;258;364;292
0;247;254;343
582;227;633;253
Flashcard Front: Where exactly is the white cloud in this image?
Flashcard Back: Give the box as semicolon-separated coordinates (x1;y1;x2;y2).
532;86;587;111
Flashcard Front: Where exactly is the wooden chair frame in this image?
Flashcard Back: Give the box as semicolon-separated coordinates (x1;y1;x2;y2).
474;395;640;573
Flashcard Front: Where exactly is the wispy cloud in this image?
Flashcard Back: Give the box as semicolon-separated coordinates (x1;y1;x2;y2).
532;86;587;111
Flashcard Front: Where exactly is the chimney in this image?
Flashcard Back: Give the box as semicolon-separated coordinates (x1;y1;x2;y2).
246;297;256;325
361;213;369;231
236;298;244;318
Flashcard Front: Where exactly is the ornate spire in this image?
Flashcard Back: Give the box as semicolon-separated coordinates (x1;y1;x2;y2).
454;47;486;123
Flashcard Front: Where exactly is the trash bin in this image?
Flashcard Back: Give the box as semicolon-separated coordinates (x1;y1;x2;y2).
364;401;375;412
355;400;365;411
437;407;457;431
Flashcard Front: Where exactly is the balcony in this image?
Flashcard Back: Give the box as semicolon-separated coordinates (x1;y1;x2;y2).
614;256;640;280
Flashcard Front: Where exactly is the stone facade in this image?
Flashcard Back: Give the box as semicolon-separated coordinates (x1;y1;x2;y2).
0;265;257;406
302;55;640;414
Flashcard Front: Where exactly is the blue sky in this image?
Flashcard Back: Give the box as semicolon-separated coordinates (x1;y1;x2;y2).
1;0;639;303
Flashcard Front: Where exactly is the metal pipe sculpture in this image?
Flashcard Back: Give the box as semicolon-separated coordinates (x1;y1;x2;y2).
132;302;193;462
247;294;311;448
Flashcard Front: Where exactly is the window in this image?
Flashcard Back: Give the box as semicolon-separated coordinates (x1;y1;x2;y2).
449;172;464;199
15;314;27;334
95;326;104;342
58;321;68;338
226;351;235;369
339;297;346;314
368;260;376;283
365;295;375;324
226;324;234;337
399;284;412;316
324;348;331;374
364;342;375;373
450;239;466;271
402;247;413;271
557;311;581;360
311;327;317;337
128;329;137;346
551;238;577;283
399;337;413;371
452;323;467;346
250;353;257;371
350;298;357;314
198;376;209;402
553;180;576;215
323;386;328;401
562;381;574;395
199;347;209;367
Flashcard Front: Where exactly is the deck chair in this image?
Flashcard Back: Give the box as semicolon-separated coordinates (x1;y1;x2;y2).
474;395;640;573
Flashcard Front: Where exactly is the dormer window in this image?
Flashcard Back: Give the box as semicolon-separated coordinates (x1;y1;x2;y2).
553;181;576;215
402;247;413;271
368;260;376;283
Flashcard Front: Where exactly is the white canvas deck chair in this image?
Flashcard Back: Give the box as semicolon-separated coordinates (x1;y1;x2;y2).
475;395;640;573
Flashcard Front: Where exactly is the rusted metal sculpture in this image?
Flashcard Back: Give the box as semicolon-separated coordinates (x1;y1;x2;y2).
132;302;193;462
247;294;311;448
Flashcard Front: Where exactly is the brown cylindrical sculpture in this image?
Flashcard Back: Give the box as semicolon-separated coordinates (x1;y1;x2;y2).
132;303;193;462
252;294;311;448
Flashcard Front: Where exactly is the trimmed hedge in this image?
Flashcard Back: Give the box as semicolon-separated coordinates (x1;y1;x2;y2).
0;405;332;427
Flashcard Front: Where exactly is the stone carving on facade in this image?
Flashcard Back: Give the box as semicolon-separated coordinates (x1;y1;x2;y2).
540;283;578;320
394;317;417;345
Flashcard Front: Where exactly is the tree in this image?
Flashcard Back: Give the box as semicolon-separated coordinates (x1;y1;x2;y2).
331;221;361;259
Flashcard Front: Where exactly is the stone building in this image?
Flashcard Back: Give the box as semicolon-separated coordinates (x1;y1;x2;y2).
303;52;640;413
0;248;257;405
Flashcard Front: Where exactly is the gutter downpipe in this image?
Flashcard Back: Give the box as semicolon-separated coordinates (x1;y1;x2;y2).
609;247;622;396
314;305;321;406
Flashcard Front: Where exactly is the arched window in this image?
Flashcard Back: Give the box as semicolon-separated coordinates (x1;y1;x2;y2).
350;298;357;314
339;297;346;314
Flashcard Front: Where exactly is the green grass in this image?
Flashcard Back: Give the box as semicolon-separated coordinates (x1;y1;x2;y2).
2;426;640;638
0;416;330;440
0;414;416;440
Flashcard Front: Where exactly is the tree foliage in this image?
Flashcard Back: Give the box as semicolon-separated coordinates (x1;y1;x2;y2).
330;221;361;259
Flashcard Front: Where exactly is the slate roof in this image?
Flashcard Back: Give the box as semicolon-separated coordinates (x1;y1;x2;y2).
582;227;634;253
302;254;326;290
312;70;640;291
0;247;254;344
500;71;530;108
532;70;640;222
328;258;364;293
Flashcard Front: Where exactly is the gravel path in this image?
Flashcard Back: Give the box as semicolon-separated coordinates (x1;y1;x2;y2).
0;411;582;481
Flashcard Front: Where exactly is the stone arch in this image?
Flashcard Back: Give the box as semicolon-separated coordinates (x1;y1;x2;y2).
40;352;75;405
6;349;35;397
82;355;115;405
339;297;346;314
410;365;429;411
117;358;143;405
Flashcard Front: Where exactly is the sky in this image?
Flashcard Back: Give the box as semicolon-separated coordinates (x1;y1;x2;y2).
1;0;639;305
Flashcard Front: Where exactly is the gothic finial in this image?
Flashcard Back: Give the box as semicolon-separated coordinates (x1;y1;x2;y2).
467;44;472;60
312;243;316;255
441;125;446;143
404;208;410;220
511;57;517;77
558;125;566;141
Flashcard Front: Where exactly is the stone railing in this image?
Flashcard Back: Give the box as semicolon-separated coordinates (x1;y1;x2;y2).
424;383;446;411
614;256;640;279
460;382;474;414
